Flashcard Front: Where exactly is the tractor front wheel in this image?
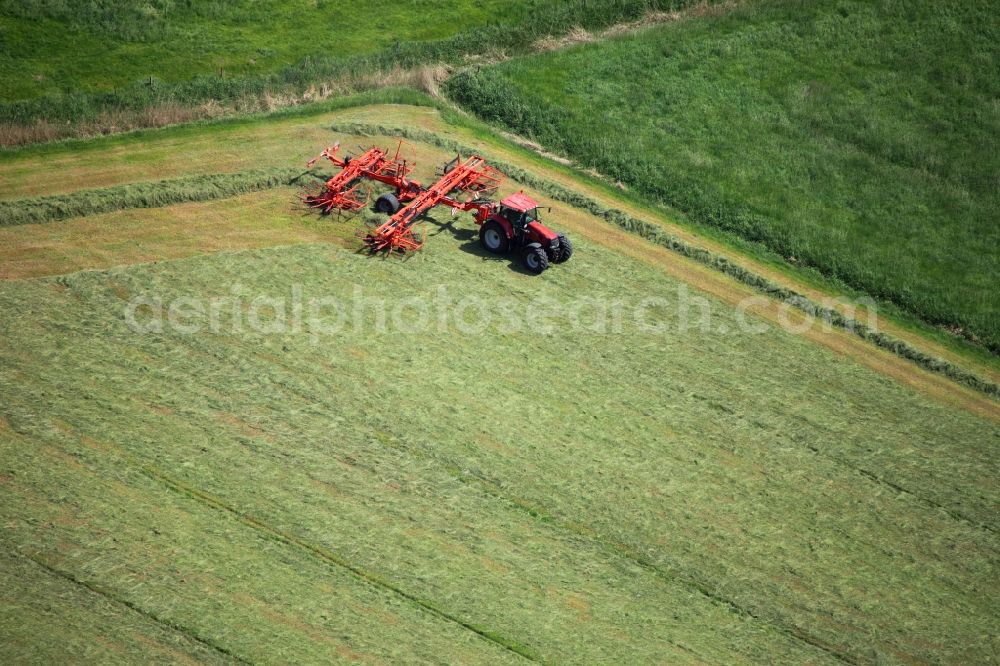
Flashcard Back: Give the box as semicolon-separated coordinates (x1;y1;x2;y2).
375;193;401;214
521;243;550;274
554;233;573;263
479;220;510;254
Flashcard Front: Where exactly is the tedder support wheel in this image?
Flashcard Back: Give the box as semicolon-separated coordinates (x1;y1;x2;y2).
479;220;510;254
375;192;401;214
555;232;573;263
521;243;549;274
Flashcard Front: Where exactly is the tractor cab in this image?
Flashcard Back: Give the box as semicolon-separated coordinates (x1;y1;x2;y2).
499;192;541;232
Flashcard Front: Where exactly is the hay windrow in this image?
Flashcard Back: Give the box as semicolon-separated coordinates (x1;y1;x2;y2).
328;121;1000;399
0;169;325;226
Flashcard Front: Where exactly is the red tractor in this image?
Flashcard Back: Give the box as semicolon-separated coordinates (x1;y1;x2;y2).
477;192;573;273
305;141;572;274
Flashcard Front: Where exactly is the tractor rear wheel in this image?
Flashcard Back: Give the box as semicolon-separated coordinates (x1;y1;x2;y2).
479;220;510;254
555;233;573;263
521;243;549;274
375;193;400;214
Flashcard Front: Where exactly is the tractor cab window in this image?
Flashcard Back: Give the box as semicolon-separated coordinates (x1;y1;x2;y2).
501;206;539;230
501;206;523;227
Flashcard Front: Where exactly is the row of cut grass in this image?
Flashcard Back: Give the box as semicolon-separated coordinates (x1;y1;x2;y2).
0;188;346;280
0;168;322;226
330;121;1000;398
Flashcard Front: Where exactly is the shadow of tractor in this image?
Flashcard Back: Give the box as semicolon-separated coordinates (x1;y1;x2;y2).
427;218;536;275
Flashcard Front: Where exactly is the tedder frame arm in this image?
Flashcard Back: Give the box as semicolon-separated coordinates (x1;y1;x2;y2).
363;154;502;253
305;140;416;214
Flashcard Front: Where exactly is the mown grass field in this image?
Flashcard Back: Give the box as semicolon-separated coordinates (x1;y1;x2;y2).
446;0;1000;353
1;101;999;663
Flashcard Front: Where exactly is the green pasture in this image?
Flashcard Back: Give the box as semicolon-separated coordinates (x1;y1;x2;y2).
0;0;524;101
0;0;718;128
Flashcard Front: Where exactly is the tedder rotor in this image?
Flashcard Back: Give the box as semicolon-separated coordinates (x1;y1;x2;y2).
304;140;573;274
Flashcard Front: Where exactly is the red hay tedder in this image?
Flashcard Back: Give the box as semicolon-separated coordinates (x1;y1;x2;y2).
304;140;573;274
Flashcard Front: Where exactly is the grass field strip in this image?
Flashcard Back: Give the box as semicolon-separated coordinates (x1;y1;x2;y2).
1;269;908;662
328;122;1000;401
2;97;994;387
0;106;1000;398
164;289;1000;533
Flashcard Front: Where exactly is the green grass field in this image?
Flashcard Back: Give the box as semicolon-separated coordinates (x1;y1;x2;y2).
0;0;717;134
0;0;527;101
1;101;999;663
446;0;1000;353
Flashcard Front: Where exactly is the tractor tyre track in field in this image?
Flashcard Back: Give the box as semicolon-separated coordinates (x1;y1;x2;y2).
370;436;860;665
136;466;543;664
17;550;250;665
810;446;998;538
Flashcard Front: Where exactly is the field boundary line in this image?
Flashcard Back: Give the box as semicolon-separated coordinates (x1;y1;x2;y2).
338;425;857;665
803;444;998;537
466;474;861;664
0;168;324;226
331;122;1000;402
137;465;544;664
15;549;250;664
